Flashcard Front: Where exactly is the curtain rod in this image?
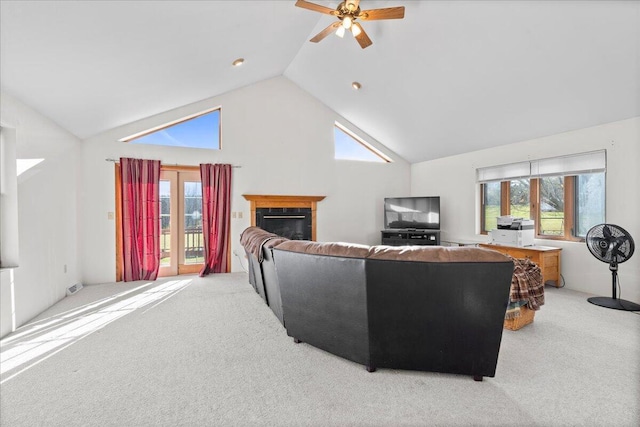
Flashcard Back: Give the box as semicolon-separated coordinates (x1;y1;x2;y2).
105;158;241;168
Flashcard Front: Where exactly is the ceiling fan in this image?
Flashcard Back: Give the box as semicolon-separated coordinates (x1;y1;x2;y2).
295;0;405;49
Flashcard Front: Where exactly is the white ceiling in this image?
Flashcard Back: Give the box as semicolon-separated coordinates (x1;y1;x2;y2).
1;1;639;163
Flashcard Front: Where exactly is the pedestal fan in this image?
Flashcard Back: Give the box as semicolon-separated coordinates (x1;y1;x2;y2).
585;223;640;311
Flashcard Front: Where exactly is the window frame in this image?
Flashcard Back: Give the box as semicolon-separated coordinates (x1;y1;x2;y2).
158;168;204;277
480;175;593;242
119;107;222;150
333;121;392;163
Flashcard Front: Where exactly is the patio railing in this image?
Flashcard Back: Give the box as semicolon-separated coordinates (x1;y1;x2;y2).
160;227;204;262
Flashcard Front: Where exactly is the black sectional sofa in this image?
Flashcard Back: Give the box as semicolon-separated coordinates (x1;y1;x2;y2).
240;226;289;325
240;227;514;381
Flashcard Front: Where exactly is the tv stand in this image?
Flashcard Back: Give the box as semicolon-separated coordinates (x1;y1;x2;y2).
381;230;441;246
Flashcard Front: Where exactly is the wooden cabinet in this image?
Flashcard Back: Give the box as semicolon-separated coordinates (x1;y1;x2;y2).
479;243;562;287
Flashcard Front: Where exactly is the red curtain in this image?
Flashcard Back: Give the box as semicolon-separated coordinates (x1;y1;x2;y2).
120;157;161;282
199;164;232;276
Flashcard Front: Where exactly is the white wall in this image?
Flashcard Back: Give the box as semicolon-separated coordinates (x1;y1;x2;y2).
0;91;82;337
411;117;640;303
80;76;410;284
1;127;19;267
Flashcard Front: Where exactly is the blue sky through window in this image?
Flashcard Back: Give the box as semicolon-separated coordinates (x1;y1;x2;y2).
129;109;220;149
334;123;388;163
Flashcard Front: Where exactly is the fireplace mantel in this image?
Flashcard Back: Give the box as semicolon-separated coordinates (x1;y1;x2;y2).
242;195;325;241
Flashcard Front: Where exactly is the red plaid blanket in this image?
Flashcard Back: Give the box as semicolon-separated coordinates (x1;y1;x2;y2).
505;256;545;319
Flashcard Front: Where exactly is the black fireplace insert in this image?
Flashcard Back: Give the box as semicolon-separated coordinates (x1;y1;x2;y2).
256;208;312;240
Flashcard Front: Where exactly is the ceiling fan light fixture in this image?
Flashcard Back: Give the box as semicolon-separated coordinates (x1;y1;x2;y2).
296;0;405;49
352;81;362;90
232;58;244;67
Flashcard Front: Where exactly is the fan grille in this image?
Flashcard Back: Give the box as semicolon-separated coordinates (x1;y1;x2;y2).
586;224;635;264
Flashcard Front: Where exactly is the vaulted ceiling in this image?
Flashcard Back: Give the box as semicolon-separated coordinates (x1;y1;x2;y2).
1;1;638;163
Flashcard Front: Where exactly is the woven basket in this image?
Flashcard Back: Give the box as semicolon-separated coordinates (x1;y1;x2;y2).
504;306;535;331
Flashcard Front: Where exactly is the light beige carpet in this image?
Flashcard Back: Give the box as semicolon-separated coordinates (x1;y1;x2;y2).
1;273;638;426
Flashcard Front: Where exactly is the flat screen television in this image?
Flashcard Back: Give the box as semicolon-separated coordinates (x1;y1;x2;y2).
383;196;440;230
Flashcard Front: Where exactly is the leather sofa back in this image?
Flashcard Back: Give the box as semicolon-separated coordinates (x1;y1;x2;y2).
275;240;370;259
274;249;370;366
365;257;513;376
273;240;514;378
240;226;288;320
367;244;510;263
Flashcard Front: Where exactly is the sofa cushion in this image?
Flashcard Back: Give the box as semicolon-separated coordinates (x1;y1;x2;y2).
275;240;370;259
367;245;511;263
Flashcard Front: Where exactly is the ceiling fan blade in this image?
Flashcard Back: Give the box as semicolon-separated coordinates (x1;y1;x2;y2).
353;23;372;49
295;0;337;16
310;22;342;43
359;6;405;21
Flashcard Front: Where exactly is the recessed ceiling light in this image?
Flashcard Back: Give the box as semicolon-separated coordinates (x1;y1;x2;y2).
232;58;244;67
351;81;362;90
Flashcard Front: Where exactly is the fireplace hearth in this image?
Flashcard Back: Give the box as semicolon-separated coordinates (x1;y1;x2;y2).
243;195;326;241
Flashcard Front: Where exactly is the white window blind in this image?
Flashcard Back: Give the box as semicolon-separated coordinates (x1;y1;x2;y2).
476;162;530;183
530;150;606;177
476;150;606;183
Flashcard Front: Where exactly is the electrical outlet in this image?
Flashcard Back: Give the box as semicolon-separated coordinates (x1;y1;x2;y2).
107;212;114;220
238;212;243;219
232;212;237;218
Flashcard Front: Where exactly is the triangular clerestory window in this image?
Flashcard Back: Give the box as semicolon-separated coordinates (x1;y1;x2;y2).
121;107;221;150
334;122;391;163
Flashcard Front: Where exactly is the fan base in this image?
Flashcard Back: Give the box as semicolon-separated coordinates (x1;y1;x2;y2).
587;296;640;311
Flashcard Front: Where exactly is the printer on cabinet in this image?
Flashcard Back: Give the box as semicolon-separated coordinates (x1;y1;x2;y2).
490;216;535;247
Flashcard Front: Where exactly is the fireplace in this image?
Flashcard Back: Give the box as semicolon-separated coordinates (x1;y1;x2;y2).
256;208;312;240
243;195;326;241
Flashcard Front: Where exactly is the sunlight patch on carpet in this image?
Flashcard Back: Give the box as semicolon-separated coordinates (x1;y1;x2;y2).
0;279;192;383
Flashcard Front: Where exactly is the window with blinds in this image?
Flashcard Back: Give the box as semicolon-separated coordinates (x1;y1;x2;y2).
477;151;606;240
